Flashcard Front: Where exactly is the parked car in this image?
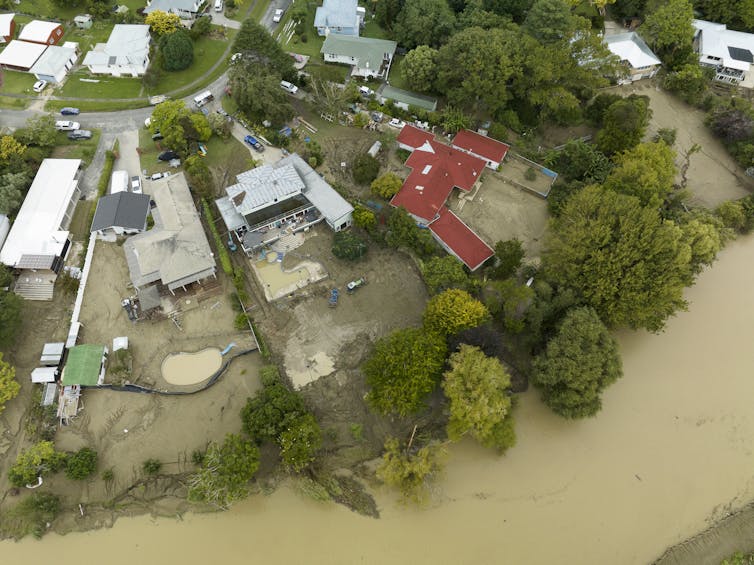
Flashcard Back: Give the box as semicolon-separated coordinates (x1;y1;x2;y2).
151;131;164;141
67;130;93;140
55;121;80;131
244;135;265;152
216;108;228;117
32;80;47;93
280;80;298;95
388;118;406;129
230;52;242;63
131;175;142;193
145;116;152;128
371;111;384;123
149;171;171;181
60;107;80;115
158;150;180;161
273;8;284;22
359;86;374;97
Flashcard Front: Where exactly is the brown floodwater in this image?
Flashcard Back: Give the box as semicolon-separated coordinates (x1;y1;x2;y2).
4;237;754;564
161;348;222;385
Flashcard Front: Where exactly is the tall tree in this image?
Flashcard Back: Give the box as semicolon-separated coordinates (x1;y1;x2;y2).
229;62;294;126
364;327;448;416
0;172;29;215
279;413;322;472
394;0;457;49
442;345;516;451
232;18;295;80
376;0;405;30
0;353;20;415
596;96;651;155
376;437;447;504
149;100;210;153
16;114;57;148
401;46;439;93
523;0;575;43
423;289;490;336
160;29;194;71
542;185;696;331
242;366;307;444
640;0;695;68
603;141;676;208
145;10;181;36
421;255;470;294
532;306;622;418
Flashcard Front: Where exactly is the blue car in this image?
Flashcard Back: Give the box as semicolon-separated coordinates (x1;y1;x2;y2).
244;135;265;153
60;107;80;115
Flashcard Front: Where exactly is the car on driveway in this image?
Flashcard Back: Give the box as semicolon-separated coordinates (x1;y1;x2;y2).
158;150;180;161
244;135;265;152
371;111;384;123
388;118;406;129
60;107;80;115
131;176;142;193
67;130;93;140
359;86;374;97
33;80;48;93
280;80;298;94
55;121;80;131
273;8;284;22
149;171;171;181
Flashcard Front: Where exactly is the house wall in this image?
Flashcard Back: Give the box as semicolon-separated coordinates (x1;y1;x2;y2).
24;24;64;45
1;20;15;43
326;211;352;232
97;226;144;237
87;56;149;77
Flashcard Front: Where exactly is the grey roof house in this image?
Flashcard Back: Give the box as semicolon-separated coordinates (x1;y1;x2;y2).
82;24;150;77
314;0;363;37
123;173;216;293
30;44;78;83
604;32;661;83
321;34;397;79
143;0;204;18
91;192;151;236
379;85;438;111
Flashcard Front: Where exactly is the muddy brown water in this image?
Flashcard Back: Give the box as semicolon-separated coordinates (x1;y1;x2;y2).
4;237;754;564
161;348;222;386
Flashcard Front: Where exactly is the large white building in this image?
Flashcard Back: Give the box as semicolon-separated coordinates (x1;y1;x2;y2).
693;19;754;88
0;39;47;71
0;159;82;300
82;24;150;77
604;32;661;84
29;44;78;83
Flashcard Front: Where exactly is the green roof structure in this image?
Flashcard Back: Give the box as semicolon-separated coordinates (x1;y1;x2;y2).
380;86;438;112
62;344;105;386
321;34;397;75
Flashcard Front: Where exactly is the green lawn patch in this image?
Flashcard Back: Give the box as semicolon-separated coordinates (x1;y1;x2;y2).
281;2;325;58
1;70;37;95
249;0;272;22
362;19;390;40
137;127;174;176
387;54;409;91
50;129;102;166
45;99;149;112
14;0;81;19
0;96;28;109
68;200;94;241
307;62;349;84
62;21;114;54
59;72;144;99
227;0;253;22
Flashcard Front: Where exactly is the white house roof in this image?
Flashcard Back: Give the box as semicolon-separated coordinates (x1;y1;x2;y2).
279;154;354;225
0;159;81;267
693;19;754;71
18;20;60;42
0;40;47;69
314;0;358;29
0;13;15;37
82;24;149;67
228;164;305;216
30;45;75;76
604;32;661;68
143;0;200;13
321;34;397;71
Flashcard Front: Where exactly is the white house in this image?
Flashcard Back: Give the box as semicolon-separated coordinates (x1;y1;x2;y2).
0;159;82;300
604;32;661;83
321;34;397;79
0;40;47;71
82;24;150;77
693;19;754;88
143;0;204;19
29;44;77;83
18;20;63;45
91;192;151;237
314;0;363;37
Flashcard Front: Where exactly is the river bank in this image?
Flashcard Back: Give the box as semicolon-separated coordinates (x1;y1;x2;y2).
3;236;754;563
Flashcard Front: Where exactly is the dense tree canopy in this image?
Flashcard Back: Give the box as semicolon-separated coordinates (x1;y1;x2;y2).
542;185;696;331
9;441;67;487
532;306;622;418
242;366;307;443
488;239;524;280
279;413;322;472
596;96;651;155
145;10;181;36
641;0;695;68
160;29;194;71
376;437;447;504
523;0;575;43
232;19;295;80
421;255;469;294
423;289;489;336
394;0;457;49
0;353;19;416
603;141;676;208
546;140;612;184
364;327;448;416
442;345;516;451
65;447;98;480
229;62;294;126
149;100;211;153
371;172;403;199
385;207;437;257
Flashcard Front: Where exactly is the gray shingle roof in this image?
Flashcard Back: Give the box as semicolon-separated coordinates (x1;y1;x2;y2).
91;192;151;232
321;34;397;71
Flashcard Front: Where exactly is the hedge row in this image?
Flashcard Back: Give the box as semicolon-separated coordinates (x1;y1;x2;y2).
201;198;233;275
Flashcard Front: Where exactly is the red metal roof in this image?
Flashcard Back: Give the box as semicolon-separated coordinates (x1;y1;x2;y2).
429;208;494;271
396;124;434;150
452;129;510;164
390;140;485;222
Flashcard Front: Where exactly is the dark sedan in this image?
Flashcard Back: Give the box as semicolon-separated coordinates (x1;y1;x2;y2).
60;107;80;115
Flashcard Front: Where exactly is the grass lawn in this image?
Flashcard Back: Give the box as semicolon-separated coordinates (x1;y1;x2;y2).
1;70;37;95
227;0;253;22
387;54;409;90
60;72;144;99
361;19;389;40
68;200;94;242
45;99;149;112
248;0;271;22
62;21;115;54
0;96;28;109
14;0;81;19
138;127;174;176
281;2;325;58
307;62;350;84
50;129;102;166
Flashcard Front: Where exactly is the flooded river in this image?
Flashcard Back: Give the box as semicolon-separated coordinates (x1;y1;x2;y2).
4;237;754;564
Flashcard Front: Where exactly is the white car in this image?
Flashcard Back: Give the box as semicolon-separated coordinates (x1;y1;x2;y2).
131;175;142;194
280;80;298;95
273;8;284;22
359;86;374;97
145;116;152;128
150;171;171;181
388;118;406;129
32;80;48;93
55;121;80;131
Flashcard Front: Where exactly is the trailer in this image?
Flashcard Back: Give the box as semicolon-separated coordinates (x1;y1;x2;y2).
328;288;339;307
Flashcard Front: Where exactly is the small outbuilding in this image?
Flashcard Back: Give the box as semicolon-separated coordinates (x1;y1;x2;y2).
31;367;58;383
74;14;92;30
321;34;397;79
0;13;16;43
91;191;151;236
61;344;107;387
18;20;64;45
379;85;437;112
604;32;661;83
40;342;65;366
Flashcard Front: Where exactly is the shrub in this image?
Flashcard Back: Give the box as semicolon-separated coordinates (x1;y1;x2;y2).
370;172;403;199
202;199;233;275
142;458;162;475
352;154;380;185
65;447;98;480
331;230;368;260
160;29;194;72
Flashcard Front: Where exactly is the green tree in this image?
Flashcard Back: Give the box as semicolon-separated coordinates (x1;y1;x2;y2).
488;239;524;280
232;19;295;80
370;172;403;199
0;292;22;348
160;29;194;71
386;207;437;256
596;96;651;155
523;0;575;43
9;441;67;487
546;140;612;183
207;112;232;139
585;92;623;126
483;278;534;333
394;0;457;49
16;114;57;148
401;46;439;93
331;230;368;260
353;205;376;230
376;0;404;30
440;105;471;134
532;306;622;418
364;327;448;416
188;434;260;508
352;154;380;185
145;10;181;36
640;0;695;68
0;172;28;215
542;185;696;331
423;289;489;336
65;447;98;480
663;64;713;105
229;62;294;126
376;437;447;504
279;413;322;472
421;255;469;294
184;155;214;198
242;366;307;443
0;353;20;415
603;141;676;208
0;135;27;160
190;13;212;39
442;345;516;451
680;214;726;274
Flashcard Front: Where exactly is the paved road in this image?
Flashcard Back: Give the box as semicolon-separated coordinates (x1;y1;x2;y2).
259;0;293;31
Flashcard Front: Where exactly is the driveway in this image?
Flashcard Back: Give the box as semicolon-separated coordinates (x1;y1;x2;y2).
230;121;285;165
259;0;294;31
115;129;142;180
210;10;242;29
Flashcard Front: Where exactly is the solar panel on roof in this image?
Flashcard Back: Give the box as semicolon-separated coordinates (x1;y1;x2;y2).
729;46;753;63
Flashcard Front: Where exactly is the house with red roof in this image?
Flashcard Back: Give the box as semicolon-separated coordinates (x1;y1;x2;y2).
390;126;494;271
452;129;510;170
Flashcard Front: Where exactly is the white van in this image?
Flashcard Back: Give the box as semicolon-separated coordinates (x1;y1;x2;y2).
193;90;214;107
110;170;129;194
214;0;223;11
